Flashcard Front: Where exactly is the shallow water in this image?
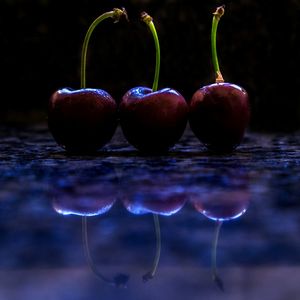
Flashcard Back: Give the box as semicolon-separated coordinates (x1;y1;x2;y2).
0;125;300;300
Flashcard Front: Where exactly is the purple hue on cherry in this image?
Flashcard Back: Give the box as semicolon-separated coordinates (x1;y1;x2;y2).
120;87;188;153
48;88;117;153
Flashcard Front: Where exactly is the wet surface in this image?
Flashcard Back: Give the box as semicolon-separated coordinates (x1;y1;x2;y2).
0;124;300;299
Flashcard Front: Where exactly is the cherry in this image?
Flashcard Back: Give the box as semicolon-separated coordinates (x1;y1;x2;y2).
119;12;188;153
48;88;118;154
48;8;127;154
189;6;250;153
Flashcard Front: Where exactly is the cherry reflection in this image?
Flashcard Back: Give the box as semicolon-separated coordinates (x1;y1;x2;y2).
190;178;250;291
122;179;187;216
121;176;188;281
52;181;129;288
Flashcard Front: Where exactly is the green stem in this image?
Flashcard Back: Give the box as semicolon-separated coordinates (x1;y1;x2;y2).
211;5;225;83
80;8;127;88
211;220;224;291
141;12;161;92
143;214;161;282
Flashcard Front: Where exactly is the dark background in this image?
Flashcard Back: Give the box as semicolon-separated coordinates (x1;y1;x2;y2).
0;0;299;131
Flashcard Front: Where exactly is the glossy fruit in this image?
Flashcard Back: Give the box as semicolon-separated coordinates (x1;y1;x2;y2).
120;87;188;153
48;88;117;153
189;83;250;152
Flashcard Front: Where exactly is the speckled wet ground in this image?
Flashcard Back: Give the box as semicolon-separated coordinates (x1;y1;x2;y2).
0;124;300;300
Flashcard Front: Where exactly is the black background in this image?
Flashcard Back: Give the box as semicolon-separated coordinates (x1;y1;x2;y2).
0;0;299;131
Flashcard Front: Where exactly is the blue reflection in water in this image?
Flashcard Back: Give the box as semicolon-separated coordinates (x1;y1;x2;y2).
49;161;252;291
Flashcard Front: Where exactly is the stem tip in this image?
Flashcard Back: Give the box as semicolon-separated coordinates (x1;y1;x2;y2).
141;11;153;25
213;5;225;19
112;7;128;23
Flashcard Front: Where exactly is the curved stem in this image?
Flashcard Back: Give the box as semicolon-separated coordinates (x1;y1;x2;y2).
80;8;127;88
211;5;225;83
141;12;161;92
143;214;161;282
211;220;224;291
82;216;129;288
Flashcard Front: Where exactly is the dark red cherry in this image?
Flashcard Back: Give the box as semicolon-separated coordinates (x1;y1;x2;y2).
48;88;117;154
119;87;188;153
189;83;250;152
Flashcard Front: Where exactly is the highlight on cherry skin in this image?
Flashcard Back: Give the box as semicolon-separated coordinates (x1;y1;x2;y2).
189;5;250;153
48;8;127;154
119;12;189;153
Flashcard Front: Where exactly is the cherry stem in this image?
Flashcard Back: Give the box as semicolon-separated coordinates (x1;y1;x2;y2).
211;5;225;83
143;214;161;282
80;8;127;88
211;220;224;291
141;12;161;92
82;216;129;288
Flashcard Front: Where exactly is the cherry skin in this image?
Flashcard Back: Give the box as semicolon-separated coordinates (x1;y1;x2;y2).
48;88;117;154
120;87;188;153
189;83;250;152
